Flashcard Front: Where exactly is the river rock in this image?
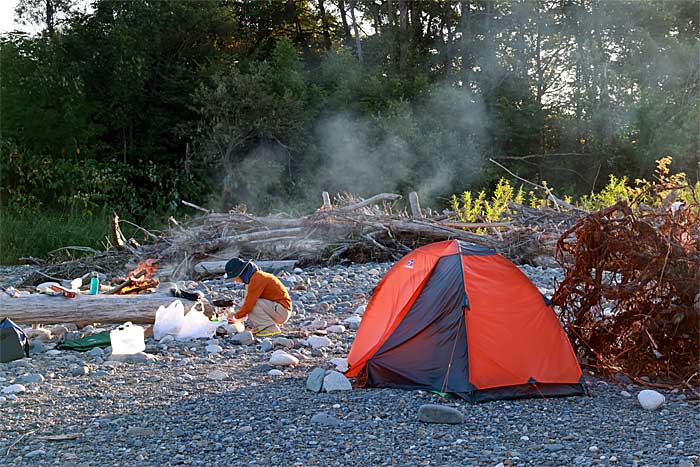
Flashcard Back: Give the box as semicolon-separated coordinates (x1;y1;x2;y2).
207;370;228;381
306;367;326;393
260;339;273;352
308;319;327;331
417;404;464;424
109;352;157;363
269;350;299;367
326;325;346;333
322;371;352;392
307;335;332;350
231;331;255;346
329;358;348;372
638;390;665;410
272;337;293;348
24;327;52;342
310;412;342;427
205;344;223;354
16;373;44;384
2;384;26;394
343;315;362;330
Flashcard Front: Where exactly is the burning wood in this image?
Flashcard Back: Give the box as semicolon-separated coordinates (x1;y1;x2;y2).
108;259;160;295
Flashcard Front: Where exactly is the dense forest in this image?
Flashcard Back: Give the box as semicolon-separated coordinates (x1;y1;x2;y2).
1;0;698;218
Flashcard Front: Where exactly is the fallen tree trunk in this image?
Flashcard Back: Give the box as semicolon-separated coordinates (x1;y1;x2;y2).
0;292;201;325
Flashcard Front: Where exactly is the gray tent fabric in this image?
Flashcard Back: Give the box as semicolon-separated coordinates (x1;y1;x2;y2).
366;254;474;394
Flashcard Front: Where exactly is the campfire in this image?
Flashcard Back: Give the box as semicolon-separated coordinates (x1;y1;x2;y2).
110;259;160;295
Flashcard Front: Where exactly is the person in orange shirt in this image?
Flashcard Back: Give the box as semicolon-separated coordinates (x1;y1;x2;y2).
224;258;293;337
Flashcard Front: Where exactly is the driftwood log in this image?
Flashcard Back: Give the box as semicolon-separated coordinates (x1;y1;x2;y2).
194;260;298;276
0;292;202;325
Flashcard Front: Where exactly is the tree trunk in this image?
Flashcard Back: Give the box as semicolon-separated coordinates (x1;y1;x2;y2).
0;292;202;325
349;0;363;63
337;0;354;48
46;0;55;36
317;0;332;50
459;0;472;88
445;2;454;77
398;0;408;73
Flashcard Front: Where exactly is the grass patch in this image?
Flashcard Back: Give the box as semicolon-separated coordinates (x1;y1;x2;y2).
0;210;111;264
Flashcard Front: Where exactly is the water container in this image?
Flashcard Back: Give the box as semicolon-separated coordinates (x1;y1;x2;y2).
89;273;100;295
110;322;145;355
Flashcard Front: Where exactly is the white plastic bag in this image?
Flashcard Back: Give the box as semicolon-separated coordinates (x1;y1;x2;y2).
176;302;220;340
153;300;186;340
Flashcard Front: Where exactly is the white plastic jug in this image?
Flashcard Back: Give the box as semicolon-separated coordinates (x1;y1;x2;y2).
110;321;146;355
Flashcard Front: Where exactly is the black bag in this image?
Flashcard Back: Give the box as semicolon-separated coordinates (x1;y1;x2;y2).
0;317;30;363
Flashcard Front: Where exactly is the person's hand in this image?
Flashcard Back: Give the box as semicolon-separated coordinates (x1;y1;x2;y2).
234;309;247;320
226;310;239;323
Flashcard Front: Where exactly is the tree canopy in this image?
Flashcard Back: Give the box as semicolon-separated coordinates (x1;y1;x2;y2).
1;0;698;215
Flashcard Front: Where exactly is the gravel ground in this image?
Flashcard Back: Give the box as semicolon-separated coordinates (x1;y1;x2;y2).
1;262;698;467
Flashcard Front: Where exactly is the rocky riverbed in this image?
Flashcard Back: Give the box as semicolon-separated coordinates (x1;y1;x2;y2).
1;262;698;467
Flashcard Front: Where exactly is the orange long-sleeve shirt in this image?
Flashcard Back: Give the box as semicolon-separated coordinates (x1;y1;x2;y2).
235;270;292;318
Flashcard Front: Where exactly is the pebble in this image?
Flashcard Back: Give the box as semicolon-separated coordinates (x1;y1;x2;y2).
46;349;62;356
417;404;464;424
87;347;104;357
308;318;327;330
16;373;44;384
272;337;293;348
205;344;223;354
310;412;342;427
620;390;631;398
268;369;283;376
109;352;157;363
25;449;46;458
207;370;228;381
71;366;90;376
326;325;346;333
260;339;273;352
0;262;695;467
329;357;348;372
545;444;565;452
638;389;665;410
159;335;175;345
343;315;362;330
322;371;352;392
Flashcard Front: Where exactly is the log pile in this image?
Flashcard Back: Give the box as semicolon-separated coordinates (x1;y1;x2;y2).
138;192;584;280
19;192;584;286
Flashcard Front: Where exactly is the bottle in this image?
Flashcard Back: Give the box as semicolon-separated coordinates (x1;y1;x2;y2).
89;273;99;295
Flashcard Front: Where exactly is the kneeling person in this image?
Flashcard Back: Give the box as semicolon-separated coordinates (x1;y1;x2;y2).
225;258;292;337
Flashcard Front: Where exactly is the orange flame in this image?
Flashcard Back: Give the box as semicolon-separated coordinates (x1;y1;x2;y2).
127;258;158;281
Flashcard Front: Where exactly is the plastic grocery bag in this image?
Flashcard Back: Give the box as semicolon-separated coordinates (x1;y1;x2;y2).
176;302;220;340
153;300;186;340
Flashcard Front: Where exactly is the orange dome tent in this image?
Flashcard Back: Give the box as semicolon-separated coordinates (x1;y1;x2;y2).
346;240;585;402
